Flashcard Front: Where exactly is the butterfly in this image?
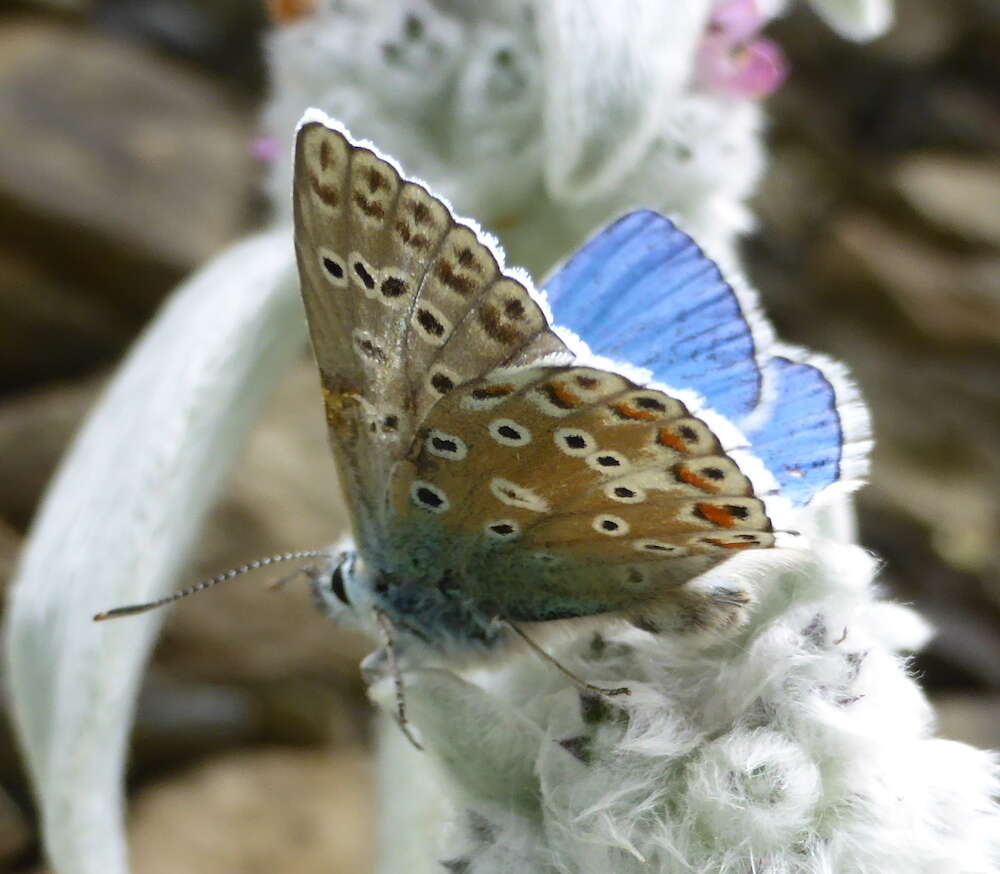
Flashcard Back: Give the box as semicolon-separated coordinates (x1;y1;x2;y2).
292;108;870;660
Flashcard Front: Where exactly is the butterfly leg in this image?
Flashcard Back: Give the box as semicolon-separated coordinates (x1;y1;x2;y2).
370;609;425;752
505;621;630;697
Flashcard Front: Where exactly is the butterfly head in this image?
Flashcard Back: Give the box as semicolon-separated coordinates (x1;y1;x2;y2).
310;548;373;624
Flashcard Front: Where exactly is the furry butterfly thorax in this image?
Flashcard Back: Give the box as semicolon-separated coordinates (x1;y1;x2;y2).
294;108;870;653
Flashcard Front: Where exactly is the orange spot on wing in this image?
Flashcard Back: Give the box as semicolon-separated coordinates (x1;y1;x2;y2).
675;465;720;494
478;383;514;397
703;538;758;550
543;381;582;409
657;427;689;453
612;401;659;422
695;503;737;528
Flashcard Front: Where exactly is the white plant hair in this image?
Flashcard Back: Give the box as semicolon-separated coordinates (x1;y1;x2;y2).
11;3;987;874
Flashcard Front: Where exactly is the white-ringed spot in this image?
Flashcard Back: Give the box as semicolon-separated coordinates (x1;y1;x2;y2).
378;269;411;306
411;299;452;347
605;483;645;504
488;418;531;447
554;427;595;457
352;329;387;365
428;366;461;397
485;519;521;540
490;478;549;513
348;251;379;297
425;429;468;461
410;480;449;513
593;514;629;536
633;539;683;555
586;450;630;474
317;248;348;288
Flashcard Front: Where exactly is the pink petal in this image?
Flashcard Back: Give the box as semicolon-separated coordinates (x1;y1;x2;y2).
251;135;281;163
696;34;788;99
707;0;763;46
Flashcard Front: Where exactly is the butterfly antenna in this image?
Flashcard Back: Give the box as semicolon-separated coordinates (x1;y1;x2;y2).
93;550;327;621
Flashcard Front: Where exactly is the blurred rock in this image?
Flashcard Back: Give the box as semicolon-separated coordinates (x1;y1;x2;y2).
893;154;1000;247
0;374;101;529
0;517;22;591
826;212;1000;345
932;693;1000;749
0;246;128;391
94;0;268;94
0;17;254;342
0;787;31;869
128;747;373;874
871;0;962;65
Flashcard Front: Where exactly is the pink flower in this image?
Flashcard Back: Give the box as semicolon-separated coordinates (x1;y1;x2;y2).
696;0;788;99
251;134;281;163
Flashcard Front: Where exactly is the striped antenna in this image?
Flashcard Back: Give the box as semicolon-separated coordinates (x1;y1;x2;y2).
93;550;326;621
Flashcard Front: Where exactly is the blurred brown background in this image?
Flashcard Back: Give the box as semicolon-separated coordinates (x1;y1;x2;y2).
0;0;997;870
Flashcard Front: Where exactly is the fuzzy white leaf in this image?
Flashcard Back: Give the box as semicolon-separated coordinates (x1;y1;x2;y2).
808;0;894;41
3;229;301;874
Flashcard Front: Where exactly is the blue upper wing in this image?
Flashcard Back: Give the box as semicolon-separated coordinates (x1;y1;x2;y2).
544;211;848;505
544;211;761;423
744;357;844;505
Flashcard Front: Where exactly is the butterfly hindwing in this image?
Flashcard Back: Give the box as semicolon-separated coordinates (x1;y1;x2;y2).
384;364;774;623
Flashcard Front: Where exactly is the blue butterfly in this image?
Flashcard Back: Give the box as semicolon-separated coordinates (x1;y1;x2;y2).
289;109;870;660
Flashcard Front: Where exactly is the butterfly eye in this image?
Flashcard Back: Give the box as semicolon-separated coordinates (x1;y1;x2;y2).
328;563;350;606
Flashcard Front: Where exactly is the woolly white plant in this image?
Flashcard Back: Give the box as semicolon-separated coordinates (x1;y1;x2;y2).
374;507;1000;874
2;1;926;873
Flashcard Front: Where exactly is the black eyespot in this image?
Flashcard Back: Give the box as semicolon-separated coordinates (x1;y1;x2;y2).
498;425;520;440
431;436;459;453
329;564;349;605
381;276;407;297
564;434;586;449
417;308;445;336
643;543;673;552
322;257;344;279
635;396;666;411
596;455;621;467
601;519;619;531
725;504;750;519
702;467;725;480
431;372;454;394
353;261;375;289
679;425;698;441
614;487;635;498
490;523;514;535
416;486;444;508
382;415;399;431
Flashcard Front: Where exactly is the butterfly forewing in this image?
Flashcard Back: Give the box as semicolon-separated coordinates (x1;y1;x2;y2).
294;117;568;545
